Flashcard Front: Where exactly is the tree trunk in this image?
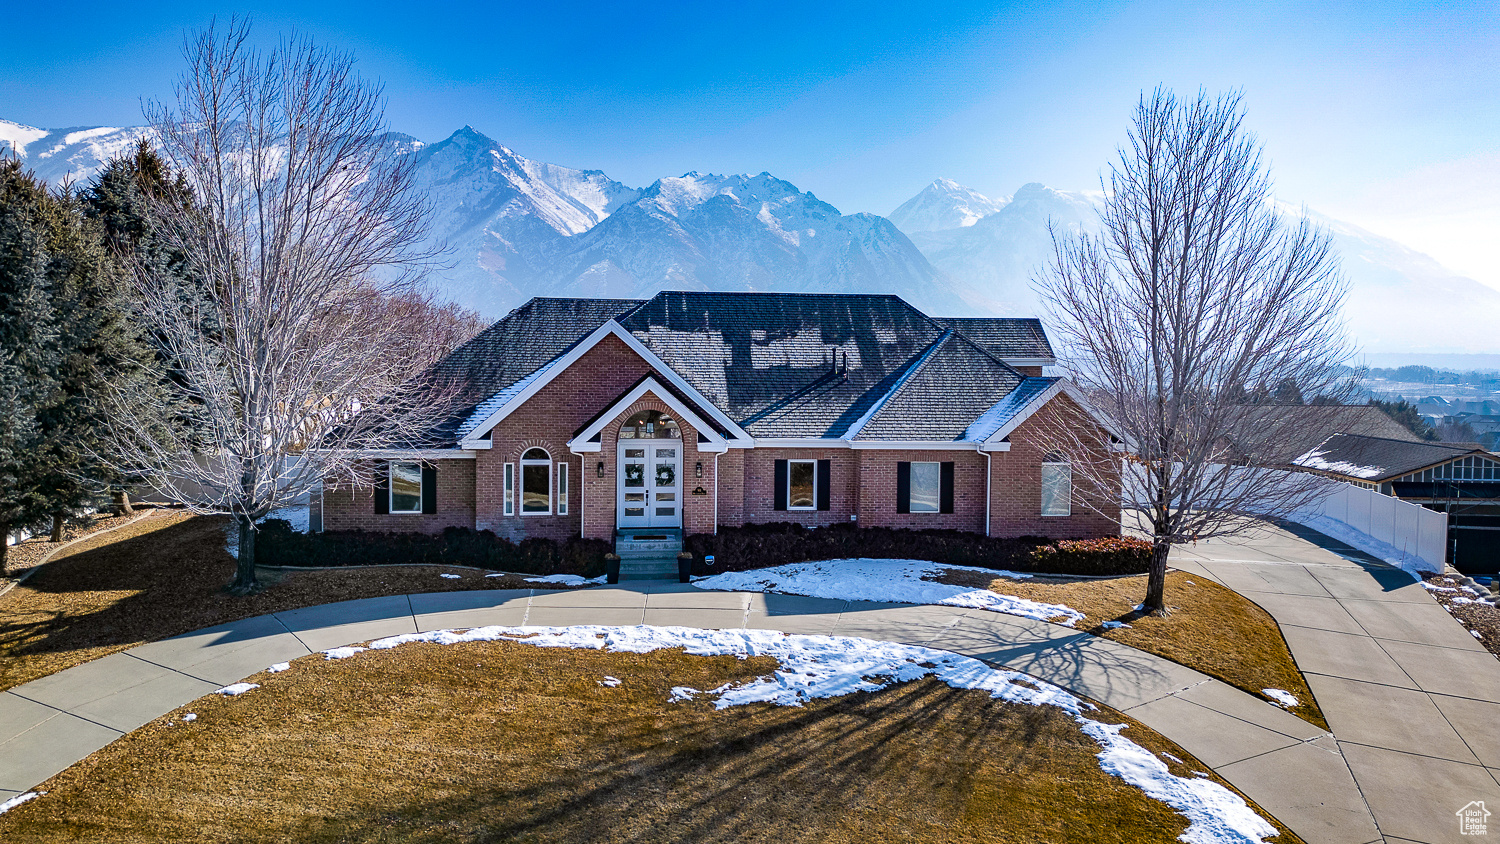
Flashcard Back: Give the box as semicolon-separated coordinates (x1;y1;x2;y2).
1144;539;1171;616
113;487;135;516
0;526;10;576
50;513;66;543
228;516;261;595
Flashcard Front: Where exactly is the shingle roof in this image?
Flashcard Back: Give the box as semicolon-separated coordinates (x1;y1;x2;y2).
961;377;1061;443
412;292;1054;446
931;317;1054;362
1238;405;1426;464
855;332;1025;441
1294;434;1488;482
617;291;951;438
427;298;643;445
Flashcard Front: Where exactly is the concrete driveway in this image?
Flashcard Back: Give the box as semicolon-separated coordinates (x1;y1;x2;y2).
1172;521;1500;844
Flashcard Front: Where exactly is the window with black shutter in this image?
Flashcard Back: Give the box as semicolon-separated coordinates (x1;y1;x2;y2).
374;462;389;514
816;459;831;511
422;464;438;514
939;461;955;514
896;462;910;514
773;460;788;511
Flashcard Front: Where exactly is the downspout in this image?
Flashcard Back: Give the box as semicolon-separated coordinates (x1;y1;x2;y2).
579;455;585;539
984;450;992;537
713;451;721;535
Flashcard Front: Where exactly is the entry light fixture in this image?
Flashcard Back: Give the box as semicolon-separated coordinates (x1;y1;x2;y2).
596;461;605;477
695;461;703;478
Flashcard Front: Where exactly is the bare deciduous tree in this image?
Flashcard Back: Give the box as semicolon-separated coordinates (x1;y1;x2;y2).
100;21;461;594
1037;89;1360;615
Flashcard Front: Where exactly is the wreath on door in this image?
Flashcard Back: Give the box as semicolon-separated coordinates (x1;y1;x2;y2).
655;464;676;486
623;464;645;486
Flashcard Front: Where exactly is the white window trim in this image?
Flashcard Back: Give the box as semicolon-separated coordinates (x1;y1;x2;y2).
557;462;569;515
787;459;818;511
909;461;941;514
503;463;515;516
389;461;423;514
1041;460;1072;517
521;449;552;516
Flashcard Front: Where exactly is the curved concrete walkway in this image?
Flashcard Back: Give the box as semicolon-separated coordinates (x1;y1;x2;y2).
1172;521;1500;844
0;580;1367;842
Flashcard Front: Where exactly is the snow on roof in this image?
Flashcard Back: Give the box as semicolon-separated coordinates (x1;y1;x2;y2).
963;378;1059;443
1293;447;1385;479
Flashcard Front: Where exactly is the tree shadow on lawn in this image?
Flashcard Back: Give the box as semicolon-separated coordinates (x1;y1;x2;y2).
283;671;1196;844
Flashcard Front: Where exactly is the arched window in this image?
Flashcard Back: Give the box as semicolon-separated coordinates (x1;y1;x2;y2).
618;409;681;439
1041;452;1071;517
521;448;551;514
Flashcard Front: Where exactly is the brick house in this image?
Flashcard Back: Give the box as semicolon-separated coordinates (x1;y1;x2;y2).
320;292;1123;551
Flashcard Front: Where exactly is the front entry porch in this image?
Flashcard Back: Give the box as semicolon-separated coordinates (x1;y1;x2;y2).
614;527;683;580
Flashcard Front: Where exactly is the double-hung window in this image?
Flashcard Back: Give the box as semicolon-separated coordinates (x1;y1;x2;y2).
390;461;422;514
1041;453;1072;516
908;462;941;514
557;462;569;515
787;459;817;510
521;448;551;515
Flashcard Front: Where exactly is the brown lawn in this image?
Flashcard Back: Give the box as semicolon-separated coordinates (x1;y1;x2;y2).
0;641;1303;844
0;510;573;693
938;568;1327;731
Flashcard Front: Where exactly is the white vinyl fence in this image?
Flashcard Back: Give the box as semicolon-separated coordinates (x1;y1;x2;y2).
1286;478;1447;578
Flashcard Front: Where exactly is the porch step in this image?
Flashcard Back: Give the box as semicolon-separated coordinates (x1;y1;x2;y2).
615;529;684;581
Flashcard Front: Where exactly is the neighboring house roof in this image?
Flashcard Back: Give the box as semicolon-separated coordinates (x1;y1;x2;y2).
1236;405;1425;465
931;317;1055;363
1293;433;1491;482
412;291;1082;449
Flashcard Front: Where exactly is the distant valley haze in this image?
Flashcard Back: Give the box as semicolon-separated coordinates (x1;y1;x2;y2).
3;0;1496;358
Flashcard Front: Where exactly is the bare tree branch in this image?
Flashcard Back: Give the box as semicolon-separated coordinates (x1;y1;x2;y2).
1035;88;1360;614
96;20;463;594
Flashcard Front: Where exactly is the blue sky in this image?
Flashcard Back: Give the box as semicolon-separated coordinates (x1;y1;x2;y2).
4;1;1498;285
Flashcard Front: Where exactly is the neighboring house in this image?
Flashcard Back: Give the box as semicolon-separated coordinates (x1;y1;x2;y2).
1294;433;1500;571
320;292;1122;546
1235;404;1423;466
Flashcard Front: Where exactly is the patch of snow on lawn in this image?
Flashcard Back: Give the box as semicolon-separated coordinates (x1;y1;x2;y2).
339;623;1277;843
1422;583;1459;592
1081;719;1276;844
600;676;622;687
1102;620;1131;629
1474;630;1483;639
0;791;41;815
215;683;259;696
439;573;461;580
267;662;291;673
527;574;608;586
323;646;367;660
1162;752;1183;764
1261;689;1298;708
182;713;197;722
693;559;1084;626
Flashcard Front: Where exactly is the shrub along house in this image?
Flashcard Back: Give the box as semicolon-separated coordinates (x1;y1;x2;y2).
319;292;1123;575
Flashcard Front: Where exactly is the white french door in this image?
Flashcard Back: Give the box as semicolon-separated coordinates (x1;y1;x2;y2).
617;440;682;529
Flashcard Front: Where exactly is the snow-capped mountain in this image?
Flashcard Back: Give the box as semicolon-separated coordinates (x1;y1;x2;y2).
892;179;1500;353
530;171;959;313
888;178;1008;232
1;119;153;186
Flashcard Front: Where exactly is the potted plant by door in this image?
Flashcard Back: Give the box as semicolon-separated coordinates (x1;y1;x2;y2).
605;553;621;584
677;552;693;584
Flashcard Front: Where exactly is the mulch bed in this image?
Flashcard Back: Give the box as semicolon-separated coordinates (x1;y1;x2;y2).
2;509;147;579
1420;573;1500;659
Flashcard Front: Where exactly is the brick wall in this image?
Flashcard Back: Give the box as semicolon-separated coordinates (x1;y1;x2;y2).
321;459;476;534
581;395;717;540
477;334;655;542
988;394;1121;538
855;449;987;532
738;448;859;528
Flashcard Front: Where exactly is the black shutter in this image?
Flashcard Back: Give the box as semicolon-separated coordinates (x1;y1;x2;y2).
421;464;438;514
896;462;910;514
373;462;389;514
940;462;955;514
773;460;788;511
816;459;831;511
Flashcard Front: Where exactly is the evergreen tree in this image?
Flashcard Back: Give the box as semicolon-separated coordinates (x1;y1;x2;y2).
0;160;163;569
0;161;62;569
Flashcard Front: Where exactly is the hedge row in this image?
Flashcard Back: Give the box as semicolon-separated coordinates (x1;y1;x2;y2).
684;522;1151;577
255;520;612;577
